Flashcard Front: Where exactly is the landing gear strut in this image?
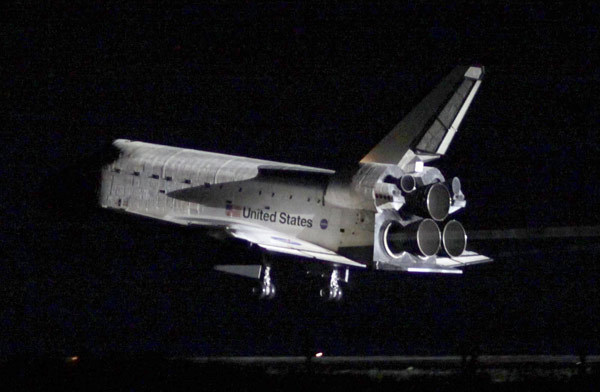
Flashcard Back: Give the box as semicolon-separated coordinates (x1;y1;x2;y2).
320;269;343;301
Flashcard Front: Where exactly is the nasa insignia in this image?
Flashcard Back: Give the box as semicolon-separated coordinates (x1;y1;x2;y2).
320;219;328;230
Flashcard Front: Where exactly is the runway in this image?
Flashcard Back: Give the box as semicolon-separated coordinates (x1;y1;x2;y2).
2;355;599;390
184;355;600;385
186;355;600;375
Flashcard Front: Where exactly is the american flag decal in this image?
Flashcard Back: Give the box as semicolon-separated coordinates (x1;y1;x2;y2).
225;203;241;217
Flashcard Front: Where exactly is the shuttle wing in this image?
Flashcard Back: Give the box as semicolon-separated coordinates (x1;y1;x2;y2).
227;224;367;268
159;210;365;268
360;65;484;166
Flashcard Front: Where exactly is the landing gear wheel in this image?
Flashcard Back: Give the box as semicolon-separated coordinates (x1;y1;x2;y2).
263;284;276;299
334;289;342;301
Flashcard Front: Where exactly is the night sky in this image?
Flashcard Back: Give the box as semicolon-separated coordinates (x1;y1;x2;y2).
3;3;600;356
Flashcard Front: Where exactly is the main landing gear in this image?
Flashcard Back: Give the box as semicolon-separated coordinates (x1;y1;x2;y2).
320;269;343;301
257;265;276;299
243;256;348;301
252;256;276;299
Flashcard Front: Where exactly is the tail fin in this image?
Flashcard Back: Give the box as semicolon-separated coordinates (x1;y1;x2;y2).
360;65;484;166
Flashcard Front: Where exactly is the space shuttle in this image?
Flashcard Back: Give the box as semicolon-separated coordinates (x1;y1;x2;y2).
99;65;489;300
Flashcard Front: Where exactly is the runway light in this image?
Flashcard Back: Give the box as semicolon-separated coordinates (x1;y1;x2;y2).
315;352;323;358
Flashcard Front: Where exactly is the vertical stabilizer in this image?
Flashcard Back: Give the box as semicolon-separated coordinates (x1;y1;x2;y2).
361;66;484;166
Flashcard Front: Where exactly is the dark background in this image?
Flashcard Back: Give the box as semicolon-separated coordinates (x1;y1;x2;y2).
2;3;599;357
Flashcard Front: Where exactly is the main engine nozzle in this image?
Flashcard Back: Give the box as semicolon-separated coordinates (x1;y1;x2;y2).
442;220;467;257
404;183;451;221
383;219;441;258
